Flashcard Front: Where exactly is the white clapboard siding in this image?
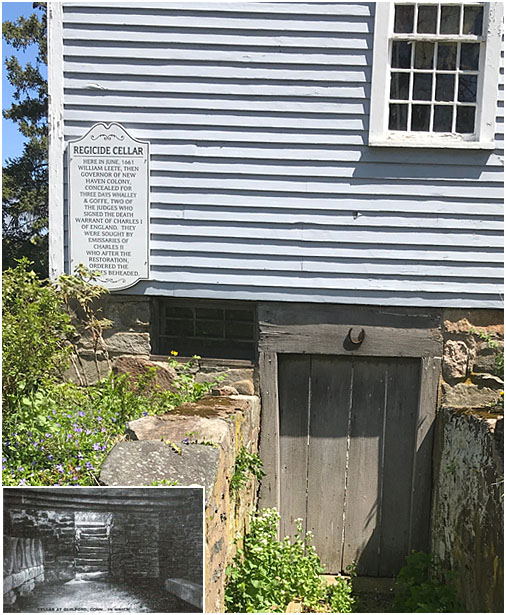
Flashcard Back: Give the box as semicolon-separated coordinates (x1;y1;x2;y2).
60;2;504;307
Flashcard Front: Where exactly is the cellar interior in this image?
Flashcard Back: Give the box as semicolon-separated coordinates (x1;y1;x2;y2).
3;488;203;613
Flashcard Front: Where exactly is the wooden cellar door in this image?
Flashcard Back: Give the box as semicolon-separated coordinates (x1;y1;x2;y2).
278;354;429;577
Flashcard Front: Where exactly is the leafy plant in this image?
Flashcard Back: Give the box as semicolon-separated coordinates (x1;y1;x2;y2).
393;551;462;613
225;508;354;613
57;264;113;383
471;328;504;378
149;479;180;486
166;355;221;405
2;258;74;406
230;446;265;495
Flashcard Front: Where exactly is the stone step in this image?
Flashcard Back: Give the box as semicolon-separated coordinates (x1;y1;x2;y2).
79;546;109;553
75;565;109;573
75;558;109;566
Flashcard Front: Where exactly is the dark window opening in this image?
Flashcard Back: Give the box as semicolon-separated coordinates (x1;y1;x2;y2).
152;299;257;361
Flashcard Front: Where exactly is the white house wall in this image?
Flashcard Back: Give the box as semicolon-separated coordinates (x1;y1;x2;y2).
56;2;504;307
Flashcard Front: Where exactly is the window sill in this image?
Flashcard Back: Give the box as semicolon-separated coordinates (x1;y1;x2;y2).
369;136;496;150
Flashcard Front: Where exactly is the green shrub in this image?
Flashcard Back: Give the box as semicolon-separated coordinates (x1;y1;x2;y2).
225;508;354;613
2;258;73;405
2;262;220;486
393;551;462;613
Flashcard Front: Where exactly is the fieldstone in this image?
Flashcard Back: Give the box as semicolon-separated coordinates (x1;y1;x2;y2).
165;578;203;610
102;332;151;355
212;385;239;396
100;441;219;495
232;379;255;396
443;340;471;382
126;414;229;445
441;382;502;409
470;373;504;389
113;356;177;392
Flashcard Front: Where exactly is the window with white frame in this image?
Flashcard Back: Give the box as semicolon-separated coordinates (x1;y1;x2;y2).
369;2;503;148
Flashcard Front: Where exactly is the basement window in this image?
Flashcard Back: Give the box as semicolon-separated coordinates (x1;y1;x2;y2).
369;2;503;148
152;299;257;361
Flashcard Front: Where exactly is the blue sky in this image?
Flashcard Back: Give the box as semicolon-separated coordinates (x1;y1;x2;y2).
2;1;46;163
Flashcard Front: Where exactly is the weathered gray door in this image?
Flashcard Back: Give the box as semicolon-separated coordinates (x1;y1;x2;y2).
278;354;430;577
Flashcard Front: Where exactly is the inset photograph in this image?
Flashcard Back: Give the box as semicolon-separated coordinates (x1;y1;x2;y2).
3;487;204;613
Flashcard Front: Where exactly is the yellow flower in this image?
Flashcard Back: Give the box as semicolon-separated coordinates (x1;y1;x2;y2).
170;350;179;356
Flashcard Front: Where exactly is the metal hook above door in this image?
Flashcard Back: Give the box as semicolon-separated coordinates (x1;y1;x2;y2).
344;327;365;350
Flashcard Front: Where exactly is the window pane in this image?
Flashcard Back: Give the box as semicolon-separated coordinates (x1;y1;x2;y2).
394;4;415;33
411;104;431;131
389;104;408;130
417;5;438;33
391;41;412;69
390;72;410;100
460;43;480;71
440;5;461;34
456;106;476;133
463;5;483;36
433;106;454;132
435;74;455;101
413;73;433;100
437;43;457;70
414;42;434;69
458;74;477;102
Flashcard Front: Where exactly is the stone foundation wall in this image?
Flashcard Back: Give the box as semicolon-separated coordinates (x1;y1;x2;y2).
432;308;503;613
159;495;203;584
110;512;159;579
100;394;261;613
6;509;76;584
431;407;503;613
440;309;503;410
3;537;45;606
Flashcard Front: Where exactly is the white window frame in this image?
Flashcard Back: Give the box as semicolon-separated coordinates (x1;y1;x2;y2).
369;1;503;149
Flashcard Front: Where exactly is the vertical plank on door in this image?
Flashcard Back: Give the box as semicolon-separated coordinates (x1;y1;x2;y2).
409;356;440;554
378;358;420;576
307;356;352;573
342;358;386;576
278;354;310;540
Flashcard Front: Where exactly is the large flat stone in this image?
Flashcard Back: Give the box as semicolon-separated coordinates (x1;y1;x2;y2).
165;578;203;610
126;414;229;445
99;441;219;493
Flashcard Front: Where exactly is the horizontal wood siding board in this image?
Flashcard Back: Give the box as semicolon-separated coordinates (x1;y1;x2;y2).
148;240;504;263
143;269;502;295
148;222;503;248
148;207;504;228
148;254;503;279
125;281;503;308
60;2;503;308
63;3;374;18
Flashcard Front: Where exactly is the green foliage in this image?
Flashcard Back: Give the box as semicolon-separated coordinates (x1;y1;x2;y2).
2;258;73;405
393;551;462;613
471;328;504;378
166;355;221;404
224;508;354;613
2;263;221;487
2;372;182;487
3;3;48;273
149;479;180;486
230;446;265;495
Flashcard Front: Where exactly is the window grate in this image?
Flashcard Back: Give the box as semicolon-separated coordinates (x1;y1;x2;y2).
154;299;257;361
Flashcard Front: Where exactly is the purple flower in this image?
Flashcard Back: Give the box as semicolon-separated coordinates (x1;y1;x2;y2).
56;464;64;474
142;411;149;417
100;427;106;433
19;479;27;486
47;454;54;460
93;443;100;451
78;411;85;417
74;426;83;434
2;464;5;471
45;433;51;438
86;429;92;435
18;467;24;472
85;461;93;470
183;437;190;445
97;416;103;422
101;445;107;452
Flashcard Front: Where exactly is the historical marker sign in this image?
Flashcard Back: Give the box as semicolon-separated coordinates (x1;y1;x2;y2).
68;122;149;291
